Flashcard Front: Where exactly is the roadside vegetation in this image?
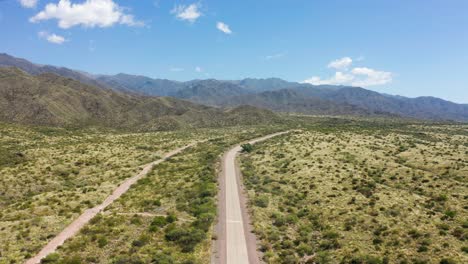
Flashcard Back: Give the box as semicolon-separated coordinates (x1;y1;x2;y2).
0;122;282;263
0;123;202;263
44;126;281;263
240;122;468;263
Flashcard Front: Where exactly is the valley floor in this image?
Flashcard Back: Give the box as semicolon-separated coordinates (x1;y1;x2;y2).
0;118;466;264
0;123;281;263
240;123;468;263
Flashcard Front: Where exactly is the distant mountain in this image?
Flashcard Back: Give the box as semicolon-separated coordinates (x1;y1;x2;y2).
96;73;184;96
0;68;281;130
1;53;467;122
217;89;373;116
0;53;106;89
303;86;468;121
231;78;298;93
174;79;250;106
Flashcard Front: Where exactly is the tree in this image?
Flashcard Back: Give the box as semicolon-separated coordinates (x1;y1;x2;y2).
241;143;254;153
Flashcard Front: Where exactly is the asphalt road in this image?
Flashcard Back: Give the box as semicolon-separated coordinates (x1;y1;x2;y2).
220;132;289;264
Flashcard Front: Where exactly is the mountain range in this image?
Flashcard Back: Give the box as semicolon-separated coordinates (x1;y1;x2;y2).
1;53;467;123
0;67;282;130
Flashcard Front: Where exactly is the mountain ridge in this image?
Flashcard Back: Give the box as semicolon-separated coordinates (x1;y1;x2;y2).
1;53;467;122
0;67;282;130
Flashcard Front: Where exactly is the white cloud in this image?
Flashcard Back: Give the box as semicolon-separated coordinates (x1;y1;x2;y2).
265;52;286;60
30;0;143;29
38;31;67;44
303;72;355;85
303;57;393;87
356;56;365;62
216;21;232;34
195;66;203;73
328;57;352;70
351;67;392;86
19;0;38;8
170;67;184;72
171;3;201;23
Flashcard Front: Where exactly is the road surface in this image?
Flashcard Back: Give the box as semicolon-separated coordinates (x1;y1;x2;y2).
25;143;196;264
216;132;290;264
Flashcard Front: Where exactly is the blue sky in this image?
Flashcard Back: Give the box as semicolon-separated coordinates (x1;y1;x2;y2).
1;0;467;103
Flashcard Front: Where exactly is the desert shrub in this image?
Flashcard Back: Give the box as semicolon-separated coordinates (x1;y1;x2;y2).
164;227;205;252
192;212;215;232
272;214;287;227
461;246;468;253
408;229;423;239
132;234;150;248
241;143;254;153
314;251;331;264
151;216;167;228
166;213;177;223
319;239;340;250
343;255;384;264
439;259;456;264
152;252;174;264
112;256;144;264
41;253;60;263
443;210;457;220
0;148;26;167
61;256;82;264
254;195;269;208
97;236;108;248
451;227;466;240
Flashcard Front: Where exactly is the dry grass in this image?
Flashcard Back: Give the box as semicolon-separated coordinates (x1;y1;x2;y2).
0;124;201;263
0;123;283;263
241;124;467;264
42;126;281;263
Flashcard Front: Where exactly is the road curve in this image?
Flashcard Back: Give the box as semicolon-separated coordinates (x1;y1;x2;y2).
216;132;290;264
25;143;196;264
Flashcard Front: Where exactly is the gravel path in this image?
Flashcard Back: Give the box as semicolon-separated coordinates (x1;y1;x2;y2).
25;143;196;264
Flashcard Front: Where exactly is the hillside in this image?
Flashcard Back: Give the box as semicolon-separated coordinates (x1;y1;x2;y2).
231;77;298;93
174;79;250;106
93;74;468;121
302;86;468;121
96;73;185;96
0;67;281;130
2;53;467;122
218;89;373;116
0;53;106;89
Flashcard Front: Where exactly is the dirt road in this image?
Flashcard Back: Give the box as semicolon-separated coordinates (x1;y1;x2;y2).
215;132;290;264
25;143;196;264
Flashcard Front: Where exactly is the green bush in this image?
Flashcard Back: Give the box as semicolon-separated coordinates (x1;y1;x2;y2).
152;252;174;264
97;236;108;248
241;143;254;153
164;227;205;252
440;259;457;264
254;195;269;208
151;216;168;228
41;253;60;263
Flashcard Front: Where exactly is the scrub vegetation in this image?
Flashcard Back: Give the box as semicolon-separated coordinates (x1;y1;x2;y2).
41;126;280;264
0;122;281;263
240;122;468;263
1;117;466;264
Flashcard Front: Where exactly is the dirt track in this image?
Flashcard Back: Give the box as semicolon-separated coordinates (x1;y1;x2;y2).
25;143;196;264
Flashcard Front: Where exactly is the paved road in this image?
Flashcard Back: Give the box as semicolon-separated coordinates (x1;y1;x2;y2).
219;132;289;264
25;143;196;264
